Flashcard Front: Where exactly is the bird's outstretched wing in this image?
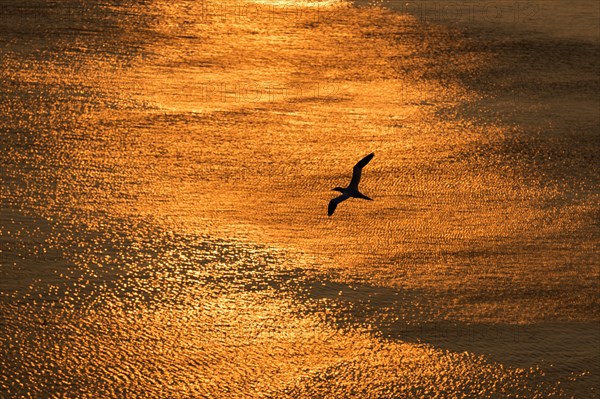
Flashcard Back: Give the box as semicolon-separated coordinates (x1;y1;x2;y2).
349;152;374;189
328;194;349;216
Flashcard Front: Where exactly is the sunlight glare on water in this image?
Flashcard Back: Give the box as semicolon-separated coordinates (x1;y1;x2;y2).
1;0;598;397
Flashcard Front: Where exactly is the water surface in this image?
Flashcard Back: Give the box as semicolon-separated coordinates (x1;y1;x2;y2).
1;0;599;397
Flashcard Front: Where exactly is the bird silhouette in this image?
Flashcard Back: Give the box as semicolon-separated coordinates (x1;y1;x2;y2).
328;153;374;216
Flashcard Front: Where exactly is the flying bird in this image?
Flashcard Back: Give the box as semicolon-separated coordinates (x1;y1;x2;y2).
328;153;374;216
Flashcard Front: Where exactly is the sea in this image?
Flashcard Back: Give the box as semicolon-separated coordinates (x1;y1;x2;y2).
1;0;599;397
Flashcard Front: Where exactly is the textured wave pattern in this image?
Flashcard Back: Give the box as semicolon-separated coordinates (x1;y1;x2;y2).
1;0;598;397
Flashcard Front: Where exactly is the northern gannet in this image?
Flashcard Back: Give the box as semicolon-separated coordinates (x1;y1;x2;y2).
328;153;374;216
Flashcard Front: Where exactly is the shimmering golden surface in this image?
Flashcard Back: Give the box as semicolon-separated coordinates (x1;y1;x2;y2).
1;0;599;397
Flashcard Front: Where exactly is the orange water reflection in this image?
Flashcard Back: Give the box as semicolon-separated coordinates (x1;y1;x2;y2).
1;0;598;397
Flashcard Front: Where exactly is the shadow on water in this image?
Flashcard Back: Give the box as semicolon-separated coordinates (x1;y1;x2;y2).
293;269;600;395
301;275;597;356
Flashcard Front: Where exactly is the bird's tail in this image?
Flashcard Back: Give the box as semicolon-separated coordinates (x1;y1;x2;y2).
356;192;373;201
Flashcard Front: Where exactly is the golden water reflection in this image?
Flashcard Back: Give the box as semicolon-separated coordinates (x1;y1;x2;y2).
1;0;598;397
